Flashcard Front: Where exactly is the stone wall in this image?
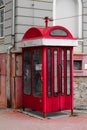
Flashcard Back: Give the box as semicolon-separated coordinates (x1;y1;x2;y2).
74;77;87;109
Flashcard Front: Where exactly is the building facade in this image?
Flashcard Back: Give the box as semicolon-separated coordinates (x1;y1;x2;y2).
0;0;87;108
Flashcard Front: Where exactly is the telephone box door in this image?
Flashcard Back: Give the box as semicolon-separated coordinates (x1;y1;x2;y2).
46;47;73;112
23;48;43;112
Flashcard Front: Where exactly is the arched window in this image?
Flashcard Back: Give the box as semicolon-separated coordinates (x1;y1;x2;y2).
53;0;82;38
0;0;4;37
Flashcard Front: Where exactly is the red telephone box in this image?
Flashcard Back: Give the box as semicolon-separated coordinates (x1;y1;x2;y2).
21;25;78;118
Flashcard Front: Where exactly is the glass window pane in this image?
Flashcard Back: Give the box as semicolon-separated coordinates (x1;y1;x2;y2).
0;9;4;37
0;0;4;6
0;9;4;22
47;49;52;97
33;50;42;97
67;50;71;95
0;23;3;37
23;51;31;95
54;50;58;96
62;50;64;95
50;29;68;36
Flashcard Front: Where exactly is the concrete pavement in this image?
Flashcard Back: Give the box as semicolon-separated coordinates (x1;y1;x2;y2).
0;109;87;130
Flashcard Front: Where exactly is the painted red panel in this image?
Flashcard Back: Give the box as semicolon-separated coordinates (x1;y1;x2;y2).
11;77;22;108
11;78;15;108
16;54;22;76
23;95;43;112
52;97;60;112
0;54;7;108
0;75;7;108
0;54;7;75
65;96;72;109
15;77;22;108
11;54;16;77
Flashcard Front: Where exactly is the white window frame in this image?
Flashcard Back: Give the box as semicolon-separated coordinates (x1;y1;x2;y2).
0;0;4;38
53;0;82;39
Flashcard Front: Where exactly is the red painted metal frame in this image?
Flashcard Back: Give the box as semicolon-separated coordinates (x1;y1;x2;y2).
42;47;47;118
45;47;73;114
70;48;74;113
64;48;72;110
22;47;44;112
22;46;74;117
22;25;75;117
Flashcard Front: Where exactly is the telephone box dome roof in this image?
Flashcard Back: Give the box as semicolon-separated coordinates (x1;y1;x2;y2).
18;25;78;48
22;26;74;41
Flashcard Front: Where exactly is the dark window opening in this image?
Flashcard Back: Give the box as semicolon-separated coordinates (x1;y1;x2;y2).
23;51;31;95
47;49;52;97
74;60;82;70
33;50;42;97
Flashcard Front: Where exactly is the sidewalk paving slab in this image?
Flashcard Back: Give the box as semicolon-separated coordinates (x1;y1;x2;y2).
0;109;87;130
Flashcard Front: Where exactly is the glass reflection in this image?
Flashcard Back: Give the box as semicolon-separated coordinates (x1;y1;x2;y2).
33;50;42;97
24;51;31;95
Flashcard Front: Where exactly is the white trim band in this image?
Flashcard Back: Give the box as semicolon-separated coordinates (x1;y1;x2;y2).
18;38;78;48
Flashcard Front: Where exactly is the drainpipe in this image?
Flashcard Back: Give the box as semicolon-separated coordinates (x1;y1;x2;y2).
7;0;15;107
